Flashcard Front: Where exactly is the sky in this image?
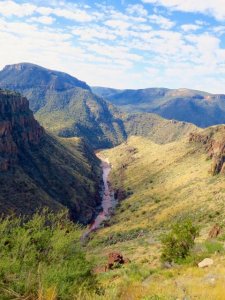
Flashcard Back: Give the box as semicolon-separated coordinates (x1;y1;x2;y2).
0;1;225;92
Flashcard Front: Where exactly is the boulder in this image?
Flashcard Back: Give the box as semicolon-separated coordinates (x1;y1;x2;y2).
198;258;214;268
93;252;130;274
107;252;130;270
208;224;221;239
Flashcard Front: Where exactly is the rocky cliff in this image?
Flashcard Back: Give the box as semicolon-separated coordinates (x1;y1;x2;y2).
0;89;43;171
0;89;101;223
189;126;225;175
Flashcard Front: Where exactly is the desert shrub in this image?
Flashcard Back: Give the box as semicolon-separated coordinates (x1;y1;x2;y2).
160;219;199;263
0;209;97;299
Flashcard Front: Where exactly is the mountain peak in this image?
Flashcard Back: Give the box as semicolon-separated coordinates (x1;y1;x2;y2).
0;62;91;112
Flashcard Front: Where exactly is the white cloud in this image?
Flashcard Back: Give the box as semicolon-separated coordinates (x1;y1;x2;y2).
29;16;55;25
149;14;175;29
72;25;117;41
126;4;148;17
51;8;95;23
181;24;201;32
105;19;131;30
0;0;36;17
142;0;225;20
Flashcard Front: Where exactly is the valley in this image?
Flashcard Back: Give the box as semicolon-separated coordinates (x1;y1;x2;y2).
1;63;225;299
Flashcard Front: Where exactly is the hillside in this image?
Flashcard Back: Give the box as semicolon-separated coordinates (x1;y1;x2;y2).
0;89;101;223
92;86;225;128
84;127;225;299
0;63;127;149
0;63;198;148
122;112;198;144
96;132;225;233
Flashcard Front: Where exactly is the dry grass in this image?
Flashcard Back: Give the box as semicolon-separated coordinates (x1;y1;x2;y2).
85;134;225;300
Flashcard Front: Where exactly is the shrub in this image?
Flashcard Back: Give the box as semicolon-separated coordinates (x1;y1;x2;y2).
0;209;97;299
160;219;199;263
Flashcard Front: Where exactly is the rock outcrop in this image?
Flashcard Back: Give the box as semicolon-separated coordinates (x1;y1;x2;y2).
208;224;221;239
189;127;225;175
0;89;43;171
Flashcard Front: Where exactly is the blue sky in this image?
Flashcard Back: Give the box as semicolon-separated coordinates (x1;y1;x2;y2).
0;0;225;92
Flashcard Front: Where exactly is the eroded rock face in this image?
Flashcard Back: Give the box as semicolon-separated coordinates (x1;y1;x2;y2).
189;127;225;175
0;90;44;171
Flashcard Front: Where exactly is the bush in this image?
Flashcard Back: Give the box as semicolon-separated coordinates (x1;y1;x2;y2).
161;219;199;263
0;209;97;299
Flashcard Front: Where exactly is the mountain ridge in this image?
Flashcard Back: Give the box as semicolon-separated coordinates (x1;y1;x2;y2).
92;86;225;128
0;63;198;148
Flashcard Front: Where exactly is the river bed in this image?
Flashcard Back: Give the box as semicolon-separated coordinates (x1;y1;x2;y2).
83;153;117;237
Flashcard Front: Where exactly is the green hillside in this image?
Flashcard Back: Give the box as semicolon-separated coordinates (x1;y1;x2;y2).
84;127;225;299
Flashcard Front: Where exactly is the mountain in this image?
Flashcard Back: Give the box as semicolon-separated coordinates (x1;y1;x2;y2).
0;63;127;149
92;86;225;128
0;89;101;223
0;63;197;148
0;63;90;112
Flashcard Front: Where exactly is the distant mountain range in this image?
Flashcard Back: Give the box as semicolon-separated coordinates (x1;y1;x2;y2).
92;86;225;128
0;63;196;148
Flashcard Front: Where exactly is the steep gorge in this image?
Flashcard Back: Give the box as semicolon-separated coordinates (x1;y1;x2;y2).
0;89;101;223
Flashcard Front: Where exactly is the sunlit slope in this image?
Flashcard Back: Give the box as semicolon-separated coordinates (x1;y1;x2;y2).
99;134;225;233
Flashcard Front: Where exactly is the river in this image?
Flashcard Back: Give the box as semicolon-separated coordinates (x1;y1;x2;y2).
83;153;117;238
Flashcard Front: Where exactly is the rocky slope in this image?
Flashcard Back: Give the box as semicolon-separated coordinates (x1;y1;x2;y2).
0;89;101;223
189;126;225;175
92;87;225;128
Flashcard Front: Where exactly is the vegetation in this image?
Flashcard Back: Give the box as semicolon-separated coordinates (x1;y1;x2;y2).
0;210;97;300
160;219;199;263
0;133;101;223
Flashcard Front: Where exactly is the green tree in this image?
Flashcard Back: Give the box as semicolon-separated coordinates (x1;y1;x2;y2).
161;219;199;263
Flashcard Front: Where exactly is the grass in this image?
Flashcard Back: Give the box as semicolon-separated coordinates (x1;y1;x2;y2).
83;132;225;299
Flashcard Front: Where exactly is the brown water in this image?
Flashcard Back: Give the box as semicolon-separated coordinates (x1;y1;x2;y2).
83;153;117;237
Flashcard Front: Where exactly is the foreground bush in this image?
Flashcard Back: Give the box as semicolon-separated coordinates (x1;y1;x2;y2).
0;210;97;299
161;219;199;263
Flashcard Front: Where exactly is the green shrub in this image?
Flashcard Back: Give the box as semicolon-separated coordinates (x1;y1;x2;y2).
160;219;199;263
0;209;97;299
